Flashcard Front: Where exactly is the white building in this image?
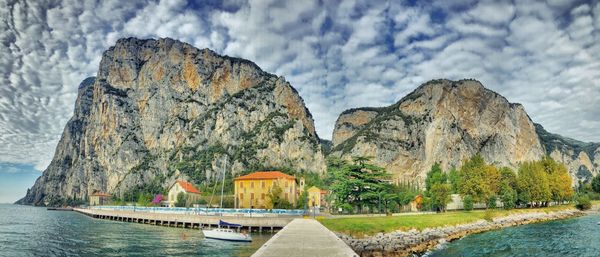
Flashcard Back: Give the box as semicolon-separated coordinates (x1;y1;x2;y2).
167;180;201;207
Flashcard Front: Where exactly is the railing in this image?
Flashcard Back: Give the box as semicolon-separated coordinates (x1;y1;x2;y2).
91;205;306;216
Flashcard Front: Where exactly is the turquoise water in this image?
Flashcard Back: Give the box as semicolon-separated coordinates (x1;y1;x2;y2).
428;213;600;257
0;204;271;257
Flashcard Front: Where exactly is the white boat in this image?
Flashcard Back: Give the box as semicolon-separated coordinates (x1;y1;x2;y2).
201;160;252;242
203;227;252;242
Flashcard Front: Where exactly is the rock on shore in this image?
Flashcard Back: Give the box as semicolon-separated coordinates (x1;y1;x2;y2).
336;210;583;257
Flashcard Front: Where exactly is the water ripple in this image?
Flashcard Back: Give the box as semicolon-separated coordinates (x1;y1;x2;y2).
428;214;600;257
0;204;271;257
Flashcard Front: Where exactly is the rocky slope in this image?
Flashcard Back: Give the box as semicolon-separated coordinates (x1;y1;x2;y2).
18;38;325;206
535;124;600;183
330;79;598;185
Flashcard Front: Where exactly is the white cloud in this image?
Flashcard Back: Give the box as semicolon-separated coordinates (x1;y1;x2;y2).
1;0;599;175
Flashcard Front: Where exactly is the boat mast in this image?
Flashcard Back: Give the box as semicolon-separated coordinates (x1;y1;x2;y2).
219;158;227;212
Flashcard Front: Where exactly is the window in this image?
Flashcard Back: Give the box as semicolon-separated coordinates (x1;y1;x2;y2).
240;193;244;200
285;193;288;201
251;193;254;200
261;193;265;200
251;182;254;188
285;181;288;187
240;181;243;188
261;181;265;188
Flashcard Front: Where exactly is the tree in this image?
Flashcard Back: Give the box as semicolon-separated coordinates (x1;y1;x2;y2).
575;195;592;210
592;175;600;194
463;195;474;211
424;163;451;212
175;192;187;207
296;188;308;209
448;166;460;193
137;193;151;207
499;167;517;209
396;181;419;209
517;161;551;207
425;163;446;192
459;155;498;204
487;195;497;209
430;183;452;212
541;156;574;203
327;156;392;213
500;188;516;210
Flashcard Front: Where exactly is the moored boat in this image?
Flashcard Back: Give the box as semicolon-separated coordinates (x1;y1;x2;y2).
202;220;252;242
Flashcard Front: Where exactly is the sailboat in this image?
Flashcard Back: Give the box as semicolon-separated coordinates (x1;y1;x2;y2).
201;159;253;242
202;220;252;242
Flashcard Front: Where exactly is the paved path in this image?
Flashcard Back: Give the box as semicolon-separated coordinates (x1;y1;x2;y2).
252;218;358;257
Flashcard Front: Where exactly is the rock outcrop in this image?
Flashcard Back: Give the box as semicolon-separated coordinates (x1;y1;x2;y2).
338;210;583;257
330;79;597;184
18;37;325;206
536;124;600;184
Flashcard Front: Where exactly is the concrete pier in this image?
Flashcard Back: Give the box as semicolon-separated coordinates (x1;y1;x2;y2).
252;219;358;257
74;208;293;232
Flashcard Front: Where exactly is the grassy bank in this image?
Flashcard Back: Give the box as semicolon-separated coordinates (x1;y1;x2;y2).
320;205;575;237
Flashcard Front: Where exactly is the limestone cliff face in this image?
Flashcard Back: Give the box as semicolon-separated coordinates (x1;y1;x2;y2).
18;38;325;205
536;124;600;184
331;79;547;184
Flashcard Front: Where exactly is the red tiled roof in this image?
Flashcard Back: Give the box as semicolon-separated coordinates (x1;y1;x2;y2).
90;192;111;197
177;180;201;194
234;171;295;181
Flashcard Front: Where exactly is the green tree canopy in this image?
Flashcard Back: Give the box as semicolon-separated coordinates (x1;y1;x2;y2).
175;192;187;207
517;161;551;205
593;175;600;194
425;163;446;192
327;156;392;213
458;155;498;204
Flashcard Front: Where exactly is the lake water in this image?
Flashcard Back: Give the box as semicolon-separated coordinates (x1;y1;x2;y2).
0;204;271;257
427;213;600;257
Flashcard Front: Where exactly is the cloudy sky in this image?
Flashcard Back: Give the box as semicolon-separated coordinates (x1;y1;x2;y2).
1;0;599;202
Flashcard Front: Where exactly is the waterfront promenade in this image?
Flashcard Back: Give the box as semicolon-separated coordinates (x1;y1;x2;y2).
252;219;358;257
74;208;293;232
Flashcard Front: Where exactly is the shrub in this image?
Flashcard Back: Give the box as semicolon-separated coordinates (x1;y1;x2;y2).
592;175;600;194
487;195;497;209
176;192;187;207
501;189;516;210
483;209;497;221
463;195;474;211
575;195;592;211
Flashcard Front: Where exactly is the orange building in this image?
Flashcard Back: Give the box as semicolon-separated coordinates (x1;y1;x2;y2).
234;171;299;209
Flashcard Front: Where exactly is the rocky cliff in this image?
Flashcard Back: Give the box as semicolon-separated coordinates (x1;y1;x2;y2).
535;124;600;183
330;79;598;185
18;38;325;206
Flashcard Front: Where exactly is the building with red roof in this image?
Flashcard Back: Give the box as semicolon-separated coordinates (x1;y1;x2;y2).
167;180;201;207
89;192;112;206
234;171;301;209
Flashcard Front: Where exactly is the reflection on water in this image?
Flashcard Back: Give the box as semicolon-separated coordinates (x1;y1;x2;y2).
428;213;600;257
0;204;271;257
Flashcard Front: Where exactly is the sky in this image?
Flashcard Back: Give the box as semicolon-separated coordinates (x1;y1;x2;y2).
1;0;599;202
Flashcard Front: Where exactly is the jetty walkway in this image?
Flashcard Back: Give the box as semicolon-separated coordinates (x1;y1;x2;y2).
74;208;293;233
252;219;358;257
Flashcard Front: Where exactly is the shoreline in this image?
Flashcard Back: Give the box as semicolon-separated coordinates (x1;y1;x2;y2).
336;209;588;257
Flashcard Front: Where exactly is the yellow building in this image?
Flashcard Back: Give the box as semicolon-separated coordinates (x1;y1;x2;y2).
307;186;323;208
234;171;298;209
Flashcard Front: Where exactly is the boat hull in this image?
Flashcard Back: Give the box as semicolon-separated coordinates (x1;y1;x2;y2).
203;229;252;242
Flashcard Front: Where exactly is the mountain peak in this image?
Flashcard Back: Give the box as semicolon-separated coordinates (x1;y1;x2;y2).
19;37;325;206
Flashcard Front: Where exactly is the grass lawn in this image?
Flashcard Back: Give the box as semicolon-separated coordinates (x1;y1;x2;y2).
319;204;575;237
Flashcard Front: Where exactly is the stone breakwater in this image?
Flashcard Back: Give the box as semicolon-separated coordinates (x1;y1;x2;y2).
336;210;583;257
